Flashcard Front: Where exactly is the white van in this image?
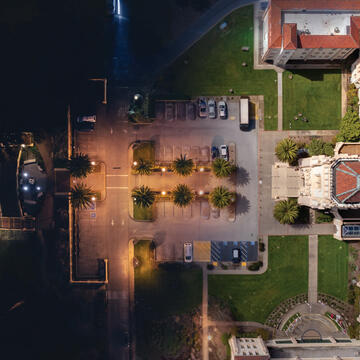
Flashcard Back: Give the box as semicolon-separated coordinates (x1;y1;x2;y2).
184;243;193;263
240;98;249;130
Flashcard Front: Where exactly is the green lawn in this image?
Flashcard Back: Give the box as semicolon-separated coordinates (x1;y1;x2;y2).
135;240;202;359
208;236;308;323
133;202;154;221
156;5;278;130
133;142;155;163
283;70;341;130
318;235;348;301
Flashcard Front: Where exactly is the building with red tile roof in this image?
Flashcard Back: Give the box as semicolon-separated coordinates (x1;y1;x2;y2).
262;0;360;67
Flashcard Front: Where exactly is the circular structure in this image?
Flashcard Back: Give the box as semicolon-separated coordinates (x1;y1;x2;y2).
332;159;360;204
301;328;322;341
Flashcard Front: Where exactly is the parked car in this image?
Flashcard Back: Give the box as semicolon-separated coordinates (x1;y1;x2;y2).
220;145;229;161
232;248;240;263
184;243;193;263
76;115;96;132
208;99;216;119
198;98;207;118
218;101;227;119
211;146;219;159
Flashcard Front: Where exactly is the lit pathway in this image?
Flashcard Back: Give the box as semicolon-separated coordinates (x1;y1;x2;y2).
308;235;318;304
202;264;209;360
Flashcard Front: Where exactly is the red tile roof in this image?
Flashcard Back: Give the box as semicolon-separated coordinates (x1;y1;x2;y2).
334;160;360;204
266;0;360;50
283;23;297;49
298;35;358;49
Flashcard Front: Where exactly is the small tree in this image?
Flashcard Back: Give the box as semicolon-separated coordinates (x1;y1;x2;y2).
337;109;360;142
275;138;298;164
172;154;194;176
273;199;299;225
212;158;235;178
134;158;153;175
68;153;92;178
209;186;233;209
131;185;155;208
70;183;95;210
172;184;194;207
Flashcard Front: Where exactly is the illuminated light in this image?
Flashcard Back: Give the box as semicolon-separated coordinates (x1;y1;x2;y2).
23;186;29;191
91;196;96;201
36;186;41;191
116;0;121;15
134;94;139;100
208;335;212;341
91;161;96;165
161;191;166;196
199;167;204;172
161;167;166;172
23;172;28;177
199;190;204;196
133;161;138;166
21;144;26;148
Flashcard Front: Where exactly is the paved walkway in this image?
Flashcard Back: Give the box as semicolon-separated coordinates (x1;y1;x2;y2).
277;72;283;131
202;264;209;360
308;235;318;304
208;320;274;331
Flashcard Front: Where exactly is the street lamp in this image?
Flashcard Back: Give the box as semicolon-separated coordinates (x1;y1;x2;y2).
36;186;41;191
161;167;166;172
91;161;96;166
199;167;204;172
21;144;26;148
23;172;28;178
133;161;138;166
161;191;166;196
91;196;96;201
23;186;29;191
199;190;204;196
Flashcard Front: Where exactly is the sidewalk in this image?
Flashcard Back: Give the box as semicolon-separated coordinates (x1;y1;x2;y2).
308;235;318;304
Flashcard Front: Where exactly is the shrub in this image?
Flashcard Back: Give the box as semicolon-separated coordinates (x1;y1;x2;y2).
275;138;298;164
207;263;214;270
259;242;265;252
248;261;263;271
273;198;299;224
315;211;333;224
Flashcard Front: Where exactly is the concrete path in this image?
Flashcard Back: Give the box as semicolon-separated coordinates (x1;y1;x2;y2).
208;320;274;331
202;264;209;360
277;72;283;131
308;235;318;304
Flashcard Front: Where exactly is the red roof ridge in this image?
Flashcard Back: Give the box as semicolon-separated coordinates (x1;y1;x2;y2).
283;23;297;50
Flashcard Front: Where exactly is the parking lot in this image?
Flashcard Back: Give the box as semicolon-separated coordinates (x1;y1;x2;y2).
129;96;262;263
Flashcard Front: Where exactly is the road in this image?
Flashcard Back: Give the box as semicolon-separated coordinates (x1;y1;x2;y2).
76;87;131;360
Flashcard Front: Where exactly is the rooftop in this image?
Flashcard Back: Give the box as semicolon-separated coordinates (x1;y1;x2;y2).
265;0;360;49
332;159;360;204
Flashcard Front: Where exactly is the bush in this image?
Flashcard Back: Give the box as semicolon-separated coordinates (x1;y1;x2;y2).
307;138;334;157
255;328;270;340
207;263;214;270
221;332;231;345
315;211;333;224
248;261;263;271
259;242;265;252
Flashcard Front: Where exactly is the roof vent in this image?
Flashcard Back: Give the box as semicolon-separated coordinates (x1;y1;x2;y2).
334;27;340;33
305;29;310;35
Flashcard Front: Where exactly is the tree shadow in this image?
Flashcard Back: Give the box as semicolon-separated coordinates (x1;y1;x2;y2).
236;194;250;215
237;167;250;186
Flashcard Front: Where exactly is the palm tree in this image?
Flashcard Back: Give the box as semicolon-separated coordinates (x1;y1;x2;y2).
212;158;235;178
275;138;298;164
273;199;299;224
172;154;194;176
134;158;153;175
70;183;95;210
209;186;233;209
172;184;194;207
68;153;92;178
131;185;155;208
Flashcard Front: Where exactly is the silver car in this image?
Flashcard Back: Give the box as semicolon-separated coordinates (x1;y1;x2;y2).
184;243;193;263
218;101;227;119
208;99;216;119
